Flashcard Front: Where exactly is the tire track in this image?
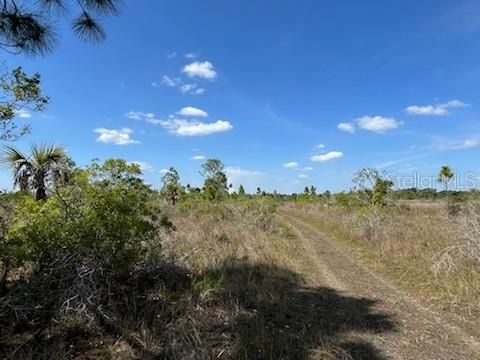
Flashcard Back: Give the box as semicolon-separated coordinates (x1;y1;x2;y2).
278;211;480;360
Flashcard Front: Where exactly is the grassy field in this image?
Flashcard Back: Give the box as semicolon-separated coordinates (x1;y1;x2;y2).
1;198;379;359
282;201;480;324
1;195;479;359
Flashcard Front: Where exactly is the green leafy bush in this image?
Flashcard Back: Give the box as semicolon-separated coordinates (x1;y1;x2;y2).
2;159;159;273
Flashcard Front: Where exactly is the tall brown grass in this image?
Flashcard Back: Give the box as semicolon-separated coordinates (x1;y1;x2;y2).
282;201;480;323
2;199;396;359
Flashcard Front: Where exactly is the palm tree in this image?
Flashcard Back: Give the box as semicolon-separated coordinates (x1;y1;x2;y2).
438;165;454;191
0;144;66;200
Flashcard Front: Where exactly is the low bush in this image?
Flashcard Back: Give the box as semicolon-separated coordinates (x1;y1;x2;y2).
2;160;159;274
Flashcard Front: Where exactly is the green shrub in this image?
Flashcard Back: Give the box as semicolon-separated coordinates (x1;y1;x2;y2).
1;159;159;273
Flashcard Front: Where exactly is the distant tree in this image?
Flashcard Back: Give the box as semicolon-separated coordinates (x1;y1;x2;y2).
372;178;394;206
323;190;331;198
303;186;310;195
0;66;49;140
354;168;393;206
238;184;246;196
0;143;66;200
88;158;143;187
438;165;454;191
256;187;261;196
160;167;184;205
0;0;122;56
310;185;317;196
201;159;228;201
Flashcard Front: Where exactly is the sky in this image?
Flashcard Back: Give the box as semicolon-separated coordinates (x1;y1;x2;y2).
2;0;480;193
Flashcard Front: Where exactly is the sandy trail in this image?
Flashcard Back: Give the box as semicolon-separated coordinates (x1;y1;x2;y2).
278;210;479;360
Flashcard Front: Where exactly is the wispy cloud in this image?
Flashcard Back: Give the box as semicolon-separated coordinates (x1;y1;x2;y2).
338;122;355;134
182;61;217;80
15;108;32;118
311;151;344;162
441;138;480;150
376;154;428;170
316;144;325;148
167;52;177;59
127;161;153;172
161;75;177;87
125;111;162;124
405;99;468;116
298;174;308;179
94;128;140;145
191;155;206;160
180;83;206;95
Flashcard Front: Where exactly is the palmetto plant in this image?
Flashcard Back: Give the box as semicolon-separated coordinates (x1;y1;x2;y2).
0;144;66;200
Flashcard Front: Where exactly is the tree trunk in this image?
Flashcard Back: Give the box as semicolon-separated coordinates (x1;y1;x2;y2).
0;260;9;295
36;186;46;200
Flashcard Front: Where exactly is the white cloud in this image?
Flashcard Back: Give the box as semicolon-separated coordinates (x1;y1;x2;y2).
161;75;177;87
298;174;308;179
15;108;32;118
167;52;177;59
191;155;206;160
176;106;208;117
180;84;205;95
160;168;169;174
338;122;356;133
225;167;263;193
303;166;314;171
182;61;217;80
357;116;402;133
185;53;197;59
225;167;262;177
94;128;140;145
128;161;153;172
444;139;480;150
180;83;197;93
125;111;162;124
283;162;299;169
405;105;448;116
316;144;325;148
160;118;232;136
405;99;468;116
311;151;344;162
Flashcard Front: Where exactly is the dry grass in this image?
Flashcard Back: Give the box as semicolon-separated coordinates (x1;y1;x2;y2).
282;201;480;323
1;199;396;359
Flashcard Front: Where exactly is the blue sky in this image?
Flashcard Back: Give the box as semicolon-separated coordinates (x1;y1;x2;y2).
2;0;480;193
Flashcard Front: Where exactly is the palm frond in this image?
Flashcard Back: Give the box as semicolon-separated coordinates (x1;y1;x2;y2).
30;143;65;168
0;144;28;167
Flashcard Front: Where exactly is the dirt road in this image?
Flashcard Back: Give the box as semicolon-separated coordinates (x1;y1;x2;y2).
278;210;479;360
